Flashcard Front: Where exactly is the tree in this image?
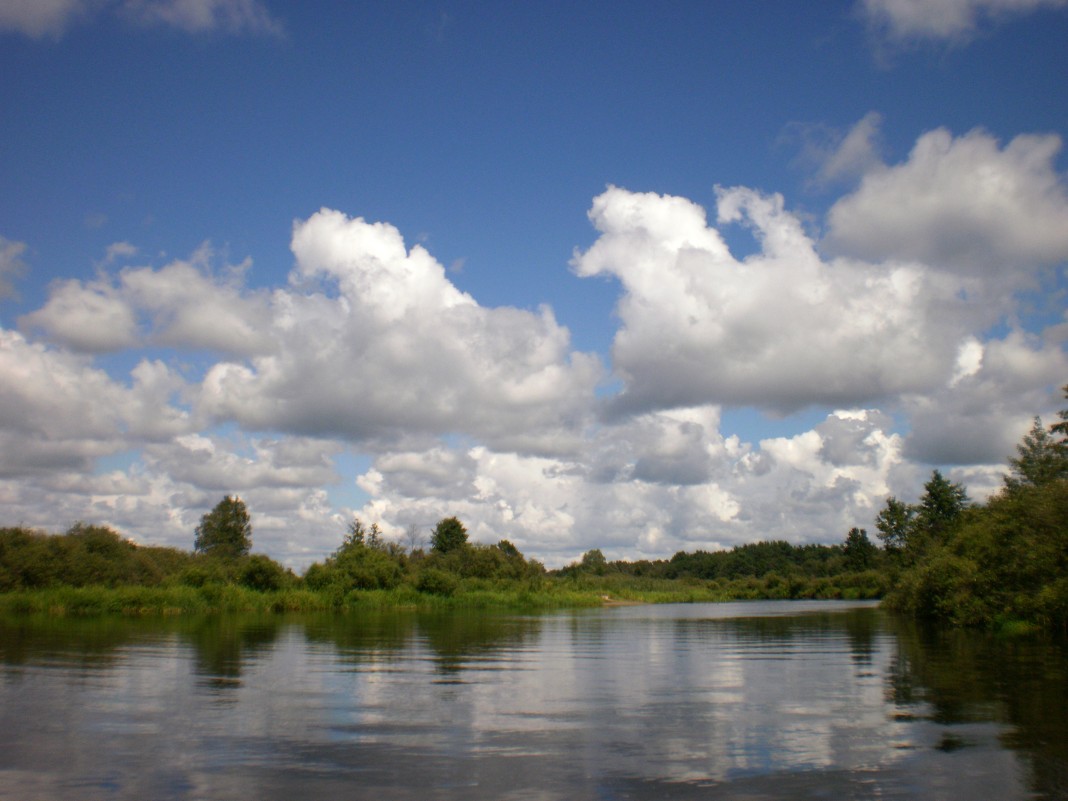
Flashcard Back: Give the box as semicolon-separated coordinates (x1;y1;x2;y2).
875;496;914;554
431;517;468;554
580;548;608;575
343;517;366;550
843;527;877;571
367;522;384;551
497;539;521;558
403;522;424;553
1005;416;1068;490
916;470;969;545
194;496;252;559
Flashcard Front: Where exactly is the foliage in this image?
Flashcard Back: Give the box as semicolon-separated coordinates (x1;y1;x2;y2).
874;497;914;555
431;517;468;554
1005;416;1068;490
1;524;183;590
194;496;252;559
843;528;877;571
884;403;1068;631
416;568;458;596
238;555;292;592
915;470;969;547
580;548;608;575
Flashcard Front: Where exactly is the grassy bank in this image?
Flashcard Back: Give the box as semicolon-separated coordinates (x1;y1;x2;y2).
0;570;886;618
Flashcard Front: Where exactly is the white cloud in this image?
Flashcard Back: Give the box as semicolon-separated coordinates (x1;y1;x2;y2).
572;184;982;414
826;128;1068;275
0;328;191;477
20;276;140;352
0;0;282;39
860;0;1068;41
144;432;341;493
20;245;273;356
903;327;1068;465
198;209;604;450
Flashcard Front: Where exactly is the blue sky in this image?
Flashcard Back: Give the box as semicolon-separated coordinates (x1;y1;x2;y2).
1;0;1067;568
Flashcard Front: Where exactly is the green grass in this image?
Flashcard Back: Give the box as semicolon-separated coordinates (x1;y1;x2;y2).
0;572;887;618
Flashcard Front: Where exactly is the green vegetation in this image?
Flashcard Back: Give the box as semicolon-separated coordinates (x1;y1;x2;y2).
879;389;1068;633
0;508;883;617
2;388;1066;630
194;495;252;559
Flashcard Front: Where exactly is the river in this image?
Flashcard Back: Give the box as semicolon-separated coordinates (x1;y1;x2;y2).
0;600;1065;799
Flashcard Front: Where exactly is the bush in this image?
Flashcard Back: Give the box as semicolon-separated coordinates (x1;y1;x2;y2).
239;555;290;592
417;568;458;596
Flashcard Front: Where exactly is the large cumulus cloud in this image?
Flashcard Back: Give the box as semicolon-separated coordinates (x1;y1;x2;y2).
572;185;973;414
198;209;604;451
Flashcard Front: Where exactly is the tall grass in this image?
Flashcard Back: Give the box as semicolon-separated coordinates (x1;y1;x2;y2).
0;572;884;618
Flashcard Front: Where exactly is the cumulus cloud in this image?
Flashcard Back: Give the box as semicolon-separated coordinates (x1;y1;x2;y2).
20;276;140;352
0;328;191;477
860;0;1068;41
572;184;983;415
902;328;1068;465
826;128;1068;274
20;244;272;356
198;209;604;450
0;0;282;39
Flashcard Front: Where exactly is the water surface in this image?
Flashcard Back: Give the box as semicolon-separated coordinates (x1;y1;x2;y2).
1;600;1064;799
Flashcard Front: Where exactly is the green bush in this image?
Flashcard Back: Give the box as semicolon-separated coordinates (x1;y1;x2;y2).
239;555;290;592
417;568;458;596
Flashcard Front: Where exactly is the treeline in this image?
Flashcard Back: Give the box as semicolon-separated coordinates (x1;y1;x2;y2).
551;538;887;601
875;406;1068;632
0;507;882;614
0;522;296;594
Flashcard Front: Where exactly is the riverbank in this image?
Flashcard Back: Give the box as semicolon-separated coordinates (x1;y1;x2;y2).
0;572;886;617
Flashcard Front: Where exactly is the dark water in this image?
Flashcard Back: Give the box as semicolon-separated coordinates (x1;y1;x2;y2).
0;601;1065;800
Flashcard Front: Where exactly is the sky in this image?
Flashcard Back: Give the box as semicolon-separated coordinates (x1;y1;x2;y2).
1;0;1067;569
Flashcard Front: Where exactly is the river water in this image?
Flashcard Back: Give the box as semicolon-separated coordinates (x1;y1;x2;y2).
0;600;1065;800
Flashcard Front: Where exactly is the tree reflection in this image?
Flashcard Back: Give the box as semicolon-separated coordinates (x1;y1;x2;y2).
887;618;1068;800
181;615;282;691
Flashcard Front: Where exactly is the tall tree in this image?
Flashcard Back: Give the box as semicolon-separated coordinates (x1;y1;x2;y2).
580;548;608;575
1005;416;1068;490
194;496;252;559
915;470;969;544
874;496;914;554
843;527;877;571
431;517;468;554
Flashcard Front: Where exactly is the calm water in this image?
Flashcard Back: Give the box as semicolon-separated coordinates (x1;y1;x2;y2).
0;601;1065;800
